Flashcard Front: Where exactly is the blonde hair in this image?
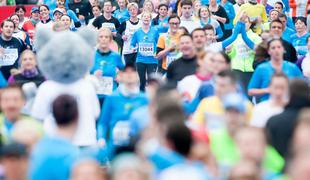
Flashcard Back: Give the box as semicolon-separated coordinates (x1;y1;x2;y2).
20;50;36;63
98;27;113;40
141;11;152;19
127;2;139;10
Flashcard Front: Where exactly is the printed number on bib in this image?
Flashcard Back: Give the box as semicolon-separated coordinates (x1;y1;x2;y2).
97;76;113;95
166;52;179;68
0;49;18;66
112;121;130;146
139;43;154;56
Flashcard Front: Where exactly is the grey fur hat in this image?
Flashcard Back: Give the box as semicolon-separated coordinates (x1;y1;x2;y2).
34;27;97;84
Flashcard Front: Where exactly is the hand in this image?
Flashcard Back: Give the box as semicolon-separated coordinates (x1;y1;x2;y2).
239;11;248;23
78;15;85;21
168;42;176;52
122;35;128;41
94;70;102;77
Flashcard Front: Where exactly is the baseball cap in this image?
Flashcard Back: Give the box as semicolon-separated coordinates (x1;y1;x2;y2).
223;93;247;113
31;7;39;13
53;8;64;15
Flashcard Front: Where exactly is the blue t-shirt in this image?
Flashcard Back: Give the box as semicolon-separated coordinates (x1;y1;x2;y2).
248;61;303;101
291;33;310;59
131;27;159;64
222;1;235;30
29;136;79;180
152;16;169;34
129;105;149;138
282;27;295;43
113;9;130;24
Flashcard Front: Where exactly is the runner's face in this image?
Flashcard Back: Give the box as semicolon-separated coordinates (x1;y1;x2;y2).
270;11;278;21
1;21;14;38
54;12;63;21
92;7;101;17
181;5;192;18
21;53;37;70
144;2;153;12
142;13;151;25
274;4;283;12
215;76;235;97
0;89;25;121
98;30;112;50
103;2;112;14
118;0;126;9
268;40;284;60
295;20;306;33
31;11;40;21
270;22;283;37
60;16;71;29
270;77;288;102
194;1;201;12
205;29;215;42
40;6;49;19
10;15;19;27
179;36;194;56
192;30;206;50
200;7;209;18
169;18;180;32
203;52;215;73
129;6;138;17
159;6;168;17
278;17;286;28
16;8;25;19
213;53;229;74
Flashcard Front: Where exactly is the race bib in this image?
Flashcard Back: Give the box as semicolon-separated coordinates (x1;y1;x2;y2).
112;121;130;146
101;23;116;32
166;52;179;68
0;48;18;66
139;43;154;56
97;76;113;95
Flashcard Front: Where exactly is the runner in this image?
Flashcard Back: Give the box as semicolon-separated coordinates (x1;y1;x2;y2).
179;0;201;33
9;14;32;49
291;17;310;60
113;0;130;24
152;4;169;34
199;6;223;40
22;7;40;42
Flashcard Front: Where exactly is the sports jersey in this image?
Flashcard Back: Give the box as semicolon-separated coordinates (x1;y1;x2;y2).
92;15;120;32
157;32;182;70
119;20;142;55
248;61;303;101
200;18;223;39
113;8;130;24
290;32;310;59
180;16;202;33
282;27;295;43
131;27;159;64
152;16;169;34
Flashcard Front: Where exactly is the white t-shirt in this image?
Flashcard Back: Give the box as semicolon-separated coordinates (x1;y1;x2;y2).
205;42;223;53
250;100;284;128
31;79;100;146
180;17;202;33
177;74;202;102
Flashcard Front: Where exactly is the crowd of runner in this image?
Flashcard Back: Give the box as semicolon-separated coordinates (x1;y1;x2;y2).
0;0;310;179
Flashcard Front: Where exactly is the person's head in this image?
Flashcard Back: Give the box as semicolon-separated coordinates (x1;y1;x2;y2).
39;4;50;20
53;8;64;22
269;19;284;37
292;109;310;156
274;1;284;13
117;0;127;10
214;70;237;97
261;30;271;42
234;127;266;164
90;0;99;6
56;0;66;7
278;13;287;28
287;79;310;106
168;14;180;33
19;50;37;71
141;12;152;26
267;38;284;61
118;65;140;93
191;28;207;51
228;159;261;180
181;0;193;19
15;5;26;20
60;14;72;30
179;34;195;58
9;14;20;29
204;24;215;44
158;4;168;17
164;122;193;157
269;72;289;103
30;7;40;21
193;0;201;14
97;27;113;51
0;85;25;122
103;0;113;14
289;150;310;180
143;0;154;13
209;0;217;6
1;143;29;180
127;2;139;17
52;94;78;136
197;51;215;74
92;5;101;17
178;26;189;35
212;52;231;75
198;6;210;19
295;17;307;33
269;9;279;21
71;159;105;180
1;19;15;39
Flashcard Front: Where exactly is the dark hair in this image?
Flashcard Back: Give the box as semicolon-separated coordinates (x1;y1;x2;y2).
217;51;231;64
217;70;237;84
270;18;284;29
274;1;284;9
52;94;78;126
165;122;192;157
267;38;283;51
153;4;168;25
15;5;26;13
287;79;310;107
92;5;101;11
204;24;215;32
180;33;192;40
168;13;180;23
0;84;25;100
191;27;206;38
39;4;50;11
278;13;287;20
9;14;20;21
1;19;16;29
158;3;168;10
178;26;189;35
103;0;112;6
181;0;192;7
295;16;307;26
